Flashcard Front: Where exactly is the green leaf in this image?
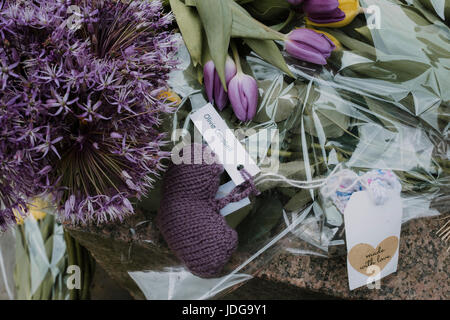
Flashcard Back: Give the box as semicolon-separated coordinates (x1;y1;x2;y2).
236;0;255;5
169;0;203;66
244;38;293;77
284;189;311;212
364;96;420;130
195;0;232;88
301;84;350;139
257;161;311;192
327;29;377;58
14;227;32;299
244;0;290;23
418;0;450;21
39;214;54;243
347;59;431;83
354;26;373;44
200;30;212;65
228;0;285;41
33;271;53;300
225;204;252;230
253;78;299;123
270;10;296;32
44;233;54;260
237;196;283;248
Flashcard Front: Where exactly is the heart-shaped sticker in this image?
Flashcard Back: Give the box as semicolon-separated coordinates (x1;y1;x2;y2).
348;236;399;276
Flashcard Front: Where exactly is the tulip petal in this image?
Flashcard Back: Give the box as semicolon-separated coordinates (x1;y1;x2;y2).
303;0;340;14
289;29;335;53
214;72;228;110
228;74;258;121
228;76;247;121
285;29;335;64
203;61;215;104
285;40;327;65
203;58;237;110
215;57;237;110
225;57;237;84
308;8;346;23
240;75;258;120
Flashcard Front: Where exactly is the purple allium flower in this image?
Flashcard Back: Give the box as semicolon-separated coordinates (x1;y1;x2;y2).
32;126;63;159
0;0;177;227
47;87;78;116
37;63;64;87
77;95;110;122
0;60;19;90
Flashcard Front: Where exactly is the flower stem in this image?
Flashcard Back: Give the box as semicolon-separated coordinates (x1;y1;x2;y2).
230;41;243;73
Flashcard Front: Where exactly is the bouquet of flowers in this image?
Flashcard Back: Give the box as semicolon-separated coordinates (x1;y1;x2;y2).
1;0;448;300
0;0;177;228
122;0;448;299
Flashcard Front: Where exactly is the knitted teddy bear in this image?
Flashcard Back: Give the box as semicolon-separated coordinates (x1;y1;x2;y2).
156;143;257;278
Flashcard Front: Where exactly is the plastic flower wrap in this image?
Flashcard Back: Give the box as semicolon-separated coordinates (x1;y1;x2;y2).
122;0;449;299
0;0;177;227
167;0;361;120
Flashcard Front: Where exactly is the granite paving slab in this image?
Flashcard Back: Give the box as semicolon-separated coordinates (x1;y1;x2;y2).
67;210;449;299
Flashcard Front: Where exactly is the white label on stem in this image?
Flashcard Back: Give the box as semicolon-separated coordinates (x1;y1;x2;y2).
190;103;260;185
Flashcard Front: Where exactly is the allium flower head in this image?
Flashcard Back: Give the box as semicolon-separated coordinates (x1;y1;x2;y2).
0;0;177;227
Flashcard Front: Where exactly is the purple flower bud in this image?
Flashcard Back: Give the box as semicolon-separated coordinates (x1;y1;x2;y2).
203;57;237;111
228;73;258;122
303;0;345;23
285;28;336;65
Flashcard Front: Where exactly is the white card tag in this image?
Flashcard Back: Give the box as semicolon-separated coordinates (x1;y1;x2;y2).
216;181;250;217
344;191;402;291
190;103;260;185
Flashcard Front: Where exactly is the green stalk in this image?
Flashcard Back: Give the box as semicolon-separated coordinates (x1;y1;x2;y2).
230;40;243;73
80;248;92;300
64;232;79;300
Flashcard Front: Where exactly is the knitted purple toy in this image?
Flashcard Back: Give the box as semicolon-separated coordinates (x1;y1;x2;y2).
156;143;258;278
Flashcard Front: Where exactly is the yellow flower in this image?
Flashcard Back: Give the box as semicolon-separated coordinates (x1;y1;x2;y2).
158;90;182;106
29;198;48;221
306;0;362;28
13;198;48;225
13;205;27;225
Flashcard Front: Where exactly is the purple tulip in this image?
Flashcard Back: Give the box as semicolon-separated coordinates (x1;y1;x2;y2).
285;28;336;65
228;73;258;122
303;0;339;13
203;57;237;110
307;9;345;23
303;0;345;23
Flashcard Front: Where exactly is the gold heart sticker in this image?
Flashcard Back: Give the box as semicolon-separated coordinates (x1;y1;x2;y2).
348;236;399;276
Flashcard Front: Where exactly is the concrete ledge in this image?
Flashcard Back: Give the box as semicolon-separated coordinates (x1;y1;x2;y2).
67;211;449;300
